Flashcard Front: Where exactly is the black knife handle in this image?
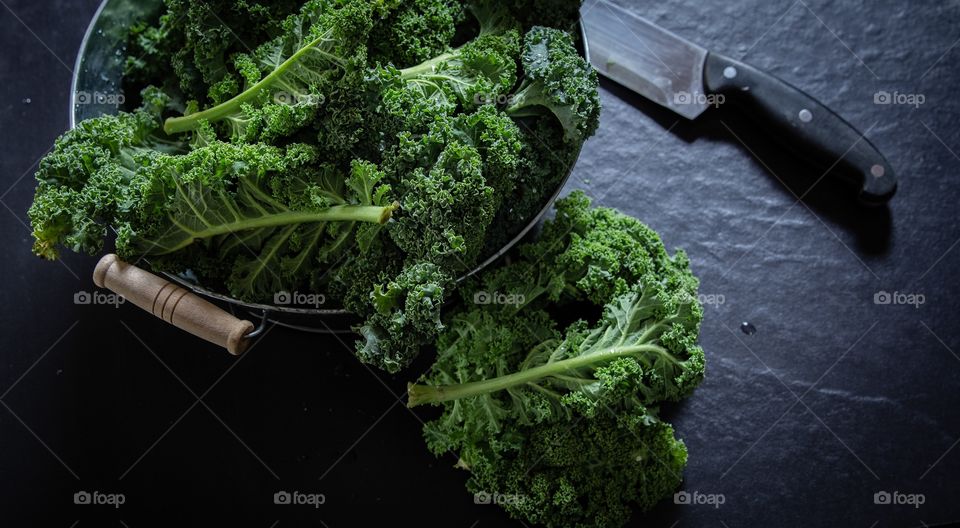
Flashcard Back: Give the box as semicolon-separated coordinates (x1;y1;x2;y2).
703;53;897;205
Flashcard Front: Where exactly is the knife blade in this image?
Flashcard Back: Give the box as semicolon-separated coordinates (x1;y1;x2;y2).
580;0;898;205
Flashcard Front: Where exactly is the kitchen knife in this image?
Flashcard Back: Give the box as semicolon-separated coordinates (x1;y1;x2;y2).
580;0;897;205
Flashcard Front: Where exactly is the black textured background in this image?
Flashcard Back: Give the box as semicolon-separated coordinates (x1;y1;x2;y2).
1;1;958;527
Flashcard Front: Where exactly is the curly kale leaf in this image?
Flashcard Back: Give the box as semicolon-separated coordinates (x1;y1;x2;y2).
368;0;465;67
28;90;185;260
409;287;705;413
122;143;396;302
522;191;702;307
126;0;303;102
482;114;579;254
355;262;453;373
410;291;700;528
392;30;521;110
408;193;705;527
371;1;521;113
464;417;688;528
506;26;601;143
388;141;497;271
163;0;375;138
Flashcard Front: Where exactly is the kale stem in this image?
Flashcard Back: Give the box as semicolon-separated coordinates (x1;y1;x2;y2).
163;32;340;135
151;203;397;255
399;51;457;79
407;344;668;407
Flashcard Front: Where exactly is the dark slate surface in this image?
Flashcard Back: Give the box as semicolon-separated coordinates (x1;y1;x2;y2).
1;1;958;527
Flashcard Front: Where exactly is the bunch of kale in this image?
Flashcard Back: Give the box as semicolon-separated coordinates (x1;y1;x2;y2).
409;192;707;527
29;0;599;373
